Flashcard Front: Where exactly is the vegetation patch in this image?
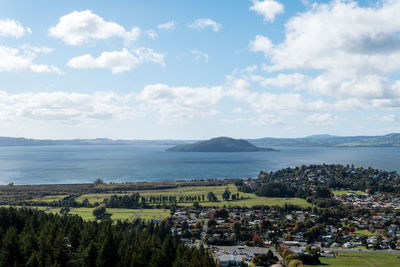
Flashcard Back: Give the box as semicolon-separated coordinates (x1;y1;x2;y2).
312;252;400;267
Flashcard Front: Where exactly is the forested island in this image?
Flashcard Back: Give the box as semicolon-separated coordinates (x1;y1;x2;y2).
166;137;277;152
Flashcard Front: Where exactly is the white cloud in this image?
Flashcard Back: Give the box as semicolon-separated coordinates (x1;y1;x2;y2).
157;21;175;30
67;48;165;73
250;1;400;109
0;45;61;74
136;84;223;123
49;10;140;45
305;113;339;125
250;73;306;89
188;18;221;32
226;75;328;114
146;29;158;40
0;19;31;38
222;114;283;126
249;35;274;57
191;49;209;62
0;91;140;123
380;114;398;122
250;0;284;22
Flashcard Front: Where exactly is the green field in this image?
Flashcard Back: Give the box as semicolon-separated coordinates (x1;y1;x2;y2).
30;194;69;203
74;184;312;208
352;229;376;237
332;190;365;196
311;252;400;267
68;208;170;221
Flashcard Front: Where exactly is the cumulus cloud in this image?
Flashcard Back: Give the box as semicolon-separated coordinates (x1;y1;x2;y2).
0;45;61;74
49;10;140;45
250;73;307;89
221;114;284;126
191;49;209;62
67;48;165;73
0;91;140;123
188;18;221;32
305;113;339;125
249;0;400;109
225;74;330;117
137;84;224;123
0;19;31;38
250;0;284;22
157;21;175;30
249;35;274;57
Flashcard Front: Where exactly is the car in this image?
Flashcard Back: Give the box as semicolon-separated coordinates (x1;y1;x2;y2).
238;246;245;249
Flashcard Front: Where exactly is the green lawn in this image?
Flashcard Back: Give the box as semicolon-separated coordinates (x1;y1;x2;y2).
311;252;400;267
352;229;376;237
68;207;170;221
30;194;69;203
332;190;365;196
75;184;312;208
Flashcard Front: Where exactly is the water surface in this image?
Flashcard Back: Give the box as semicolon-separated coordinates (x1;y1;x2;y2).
0;145;398;185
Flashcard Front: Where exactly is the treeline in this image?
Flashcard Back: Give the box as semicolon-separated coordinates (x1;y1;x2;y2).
257;164;400;194
0;207;216;267
27;190;242;209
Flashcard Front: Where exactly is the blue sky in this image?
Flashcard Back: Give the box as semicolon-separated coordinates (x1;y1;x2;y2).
0;0;399;139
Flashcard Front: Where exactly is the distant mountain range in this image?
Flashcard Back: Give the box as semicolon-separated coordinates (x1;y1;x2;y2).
166;137;277;152
0;137;185;146
248;133;400;147
0;133;399;147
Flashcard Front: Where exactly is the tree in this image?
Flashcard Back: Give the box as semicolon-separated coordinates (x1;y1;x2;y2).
252;234;263;246
287;259;304;267
222;187;231;201
93;178;104;186
314;187;332;198
93;204;106;219
253;250;278;266
207;192;217;202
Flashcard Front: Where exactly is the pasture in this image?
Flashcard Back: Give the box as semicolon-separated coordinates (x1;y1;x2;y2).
312;252;400;267
74;184;312;208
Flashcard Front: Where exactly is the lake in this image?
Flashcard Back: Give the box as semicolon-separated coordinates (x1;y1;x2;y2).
0;145;399;185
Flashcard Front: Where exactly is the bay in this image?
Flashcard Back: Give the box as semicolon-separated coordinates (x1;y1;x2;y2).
0;145;399;185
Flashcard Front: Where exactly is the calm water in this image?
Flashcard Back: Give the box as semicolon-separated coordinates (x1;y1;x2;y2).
0;145;399;185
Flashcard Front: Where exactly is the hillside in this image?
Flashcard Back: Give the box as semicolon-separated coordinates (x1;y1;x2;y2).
249;133;400;147
166;137;277;152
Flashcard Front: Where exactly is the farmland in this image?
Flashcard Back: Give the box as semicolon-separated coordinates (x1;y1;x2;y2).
74;184;312;208
311;252;400;267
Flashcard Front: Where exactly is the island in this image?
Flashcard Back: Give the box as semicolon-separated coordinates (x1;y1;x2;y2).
166;137;278;152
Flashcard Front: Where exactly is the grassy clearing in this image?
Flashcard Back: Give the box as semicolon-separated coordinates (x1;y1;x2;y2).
75;184;312;208
352;229;376;237
30;195;69;203
332;190;365;196
68;207;170;221
177;197;311;208
311;252;400;267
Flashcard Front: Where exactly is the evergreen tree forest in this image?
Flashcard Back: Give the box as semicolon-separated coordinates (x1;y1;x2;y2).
0;207;216;267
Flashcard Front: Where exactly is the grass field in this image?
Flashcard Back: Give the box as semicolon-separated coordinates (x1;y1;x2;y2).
352;229;376;237
332;190;365;196
68;207;170;221
30;194;69;203
74;184;312;208
311;252;400;267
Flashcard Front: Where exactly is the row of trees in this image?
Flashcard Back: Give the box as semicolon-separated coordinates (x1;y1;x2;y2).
0;207;216;267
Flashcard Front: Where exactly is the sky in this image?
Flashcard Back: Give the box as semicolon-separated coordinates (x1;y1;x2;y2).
0;0;400;139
